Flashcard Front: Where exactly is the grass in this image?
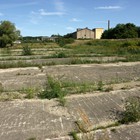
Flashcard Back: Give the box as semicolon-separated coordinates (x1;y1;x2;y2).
70;131;80;140
0;60;56;69
38;76;67;106
1;39;140;63
0;92;22;101
118;96;140;124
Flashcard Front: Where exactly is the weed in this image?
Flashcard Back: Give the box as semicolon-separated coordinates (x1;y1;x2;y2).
119;96;140;124
111;128;117;133
121;42;132;47
97;80;104;91
51;51;67;58
22;45;32;55
76;108;92;133
38;76;66;100
58;95;67;106
0;92;22;101
1;48;12;56
24;88;36;99
104;85;113;92
0;82;3;93
93;122;120;131
70;131;80;140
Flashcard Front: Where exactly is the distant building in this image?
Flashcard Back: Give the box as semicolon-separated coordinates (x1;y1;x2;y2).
72;27;104;39
13;40;21;44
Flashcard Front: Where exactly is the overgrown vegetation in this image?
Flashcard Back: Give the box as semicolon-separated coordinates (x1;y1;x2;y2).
56;37;74;47
22;45;32;55
102;23;139;39
119;96;140;124
38;76;66;106
70;131;80;140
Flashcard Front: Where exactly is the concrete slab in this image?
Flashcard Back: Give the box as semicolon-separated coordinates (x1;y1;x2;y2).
0;87;139;140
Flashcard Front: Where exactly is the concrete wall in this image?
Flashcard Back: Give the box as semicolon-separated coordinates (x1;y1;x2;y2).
74;28;104;39
76;28;95;39
94;28;104;39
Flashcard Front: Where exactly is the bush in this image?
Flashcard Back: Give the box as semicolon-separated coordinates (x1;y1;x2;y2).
127;46;140;54
119;96;140;124
121;42;132;47
137;41;140;46
52;52;67;58
39;76;66;100
22;45;32;55
56;38;74;47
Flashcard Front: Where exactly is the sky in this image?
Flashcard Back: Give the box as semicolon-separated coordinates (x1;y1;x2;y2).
0;0;140;36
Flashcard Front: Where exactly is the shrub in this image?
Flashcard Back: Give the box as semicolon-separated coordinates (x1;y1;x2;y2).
137;41;140;46
119;96;140;124
52;52;67;58
57;52;67;58
25;88;36;99
121;42;131;47
22;45;32;55
70;131;80;140
97;80;104;91
39;76;66;100
0;82;3;93
127;46;140;54
56;38;74;47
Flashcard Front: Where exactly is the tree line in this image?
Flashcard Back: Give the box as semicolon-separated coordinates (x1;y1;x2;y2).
0;20;140;48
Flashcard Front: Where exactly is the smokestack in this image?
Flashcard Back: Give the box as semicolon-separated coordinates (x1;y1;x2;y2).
108;20;110;30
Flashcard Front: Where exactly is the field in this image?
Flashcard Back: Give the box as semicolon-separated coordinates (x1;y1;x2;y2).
0;39;140;140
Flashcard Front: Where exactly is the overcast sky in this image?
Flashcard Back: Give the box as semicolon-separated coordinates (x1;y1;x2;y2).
0;0;139;36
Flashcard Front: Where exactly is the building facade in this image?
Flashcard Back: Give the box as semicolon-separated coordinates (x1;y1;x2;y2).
73;27;104;39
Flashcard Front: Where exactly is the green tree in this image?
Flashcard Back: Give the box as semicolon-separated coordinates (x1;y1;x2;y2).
102;23;138;39
0;20;20;47
101;28;114;39
138;27;140;38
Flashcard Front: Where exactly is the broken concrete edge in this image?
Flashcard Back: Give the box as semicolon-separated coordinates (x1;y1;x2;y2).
45;121;140;140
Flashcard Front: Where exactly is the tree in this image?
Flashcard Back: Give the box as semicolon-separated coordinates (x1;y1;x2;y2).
101;28;114;39
137;27;140;38
101;23;138;39
0;20;20;47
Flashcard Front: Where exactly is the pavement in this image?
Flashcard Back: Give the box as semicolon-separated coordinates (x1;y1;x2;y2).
0;87;140;140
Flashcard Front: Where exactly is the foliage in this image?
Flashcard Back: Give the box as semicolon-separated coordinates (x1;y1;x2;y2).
24;88;36;99
56;37;74;47
22;45;32;55
38;76;66;100
97;80;104;91
119;96;140;124
52;52;67;58
102;23;139;39
70;131;80;140
0;20;20;47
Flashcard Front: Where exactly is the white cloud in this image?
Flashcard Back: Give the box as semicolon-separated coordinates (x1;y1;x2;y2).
66;26;75;31
70;18;82;22
95;6;122;10
39;9;64;16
